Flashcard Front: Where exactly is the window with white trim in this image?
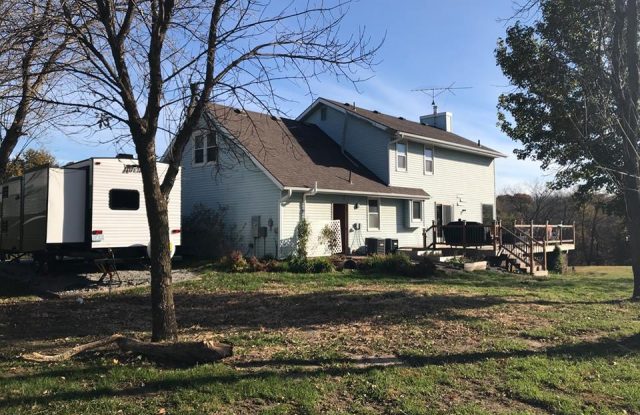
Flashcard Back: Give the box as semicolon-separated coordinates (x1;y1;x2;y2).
412;200;422;221
424;146;434;174
368;198;380;230
193;135;204;165
206;132;218;163
193;133;218;165
396;142;407;171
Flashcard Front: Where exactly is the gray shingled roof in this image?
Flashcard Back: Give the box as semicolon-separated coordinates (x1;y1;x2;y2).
322;99;503;156
208;104;428;198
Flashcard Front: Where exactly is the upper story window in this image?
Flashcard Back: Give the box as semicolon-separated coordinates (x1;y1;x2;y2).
396;142;407;171
320;106;327;121
424;146;434;174
193;133;218;165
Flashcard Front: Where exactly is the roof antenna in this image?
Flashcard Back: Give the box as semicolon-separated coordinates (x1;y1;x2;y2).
412;82;472;113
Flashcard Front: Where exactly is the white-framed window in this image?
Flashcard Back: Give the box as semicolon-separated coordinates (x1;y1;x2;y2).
193;135;205;165
411;200;423;222
206;132;218;163
396;142;407;171
424;146;434;174
193;133;218;165
367;198;380;230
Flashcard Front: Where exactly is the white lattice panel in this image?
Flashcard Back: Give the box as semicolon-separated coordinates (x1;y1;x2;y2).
308;219;342;257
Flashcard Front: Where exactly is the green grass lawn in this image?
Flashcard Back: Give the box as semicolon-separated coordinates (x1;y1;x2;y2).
1;266;639;414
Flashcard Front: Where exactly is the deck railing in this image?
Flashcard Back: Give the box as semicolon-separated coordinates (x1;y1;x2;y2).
423;220;576;275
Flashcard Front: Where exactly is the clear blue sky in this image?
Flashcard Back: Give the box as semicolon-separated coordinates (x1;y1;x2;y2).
43;0;548;192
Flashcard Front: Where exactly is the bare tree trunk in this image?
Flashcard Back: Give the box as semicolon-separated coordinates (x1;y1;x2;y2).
588;203;600;265
136;140;177;341
619;0;640;299
625;193;640;299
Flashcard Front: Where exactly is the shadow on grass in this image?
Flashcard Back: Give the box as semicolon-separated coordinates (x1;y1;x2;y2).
0;289;506;342
2;333;639;411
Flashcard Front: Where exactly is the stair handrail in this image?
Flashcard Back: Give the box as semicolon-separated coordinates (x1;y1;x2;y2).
499;225;545;273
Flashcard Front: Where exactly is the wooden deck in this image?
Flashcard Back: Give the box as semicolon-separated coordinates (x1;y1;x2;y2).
423;221;576;276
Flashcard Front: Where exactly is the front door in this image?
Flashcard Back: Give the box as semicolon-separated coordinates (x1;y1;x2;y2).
332;203;348;254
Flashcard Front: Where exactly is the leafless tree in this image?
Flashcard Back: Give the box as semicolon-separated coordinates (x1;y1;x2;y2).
0;0;69;178
54;0;380;341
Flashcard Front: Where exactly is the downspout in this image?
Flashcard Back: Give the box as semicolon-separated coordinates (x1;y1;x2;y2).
280;188;292;204
301;181;318;219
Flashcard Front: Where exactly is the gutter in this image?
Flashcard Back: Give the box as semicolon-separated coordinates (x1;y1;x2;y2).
397;131;507;158
285;185;429;200
280;188;293;204
301;181;318;218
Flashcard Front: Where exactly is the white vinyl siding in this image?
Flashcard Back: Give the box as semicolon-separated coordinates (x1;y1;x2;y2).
181;116;280;258
279;193;424;257
390;142;496;226
304;104;390;183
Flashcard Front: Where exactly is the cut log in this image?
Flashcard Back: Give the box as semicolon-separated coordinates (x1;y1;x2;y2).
22;335;233;366
115;337;233;365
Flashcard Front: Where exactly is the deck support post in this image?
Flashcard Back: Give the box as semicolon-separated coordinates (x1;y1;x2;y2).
529;220;535;275
543;220;548;271
492;220;498;255
432;220;437;249
462;220;467;251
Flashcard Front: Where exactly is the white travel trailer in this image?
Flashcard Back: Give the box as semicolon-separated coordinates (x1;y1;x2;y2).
0;156;181;259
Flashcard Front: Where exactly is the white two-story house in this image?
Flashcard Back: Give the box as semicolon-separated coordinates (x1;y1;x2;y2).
169;98;505;258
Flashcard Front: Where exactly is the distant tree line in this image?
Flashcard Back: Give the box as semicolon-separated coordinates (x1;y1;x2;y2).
497;183;629;266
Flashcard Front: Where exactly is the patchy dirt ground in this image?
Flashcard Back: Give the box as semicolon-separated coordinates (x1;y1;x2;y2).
1;267;639;414
0;259;200;298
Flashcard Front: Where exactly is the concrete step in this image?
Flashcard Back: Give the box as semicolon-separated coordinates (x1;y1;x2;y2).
533;270;549;277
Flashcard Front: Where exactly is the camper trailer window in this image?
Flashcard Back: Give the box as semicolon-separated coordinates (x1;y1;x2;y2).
109;189;140;210
194;135;204;165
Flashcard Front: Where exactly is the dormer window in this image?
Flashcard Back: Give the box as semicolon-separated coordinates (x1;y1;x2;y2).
194;135;204;165
396;142;407;171
206;132;218;163
193;132;218;165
